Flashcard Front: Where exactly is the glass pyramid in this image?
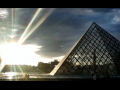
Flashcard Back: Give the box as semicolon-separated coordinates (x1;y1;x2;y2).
50;22;120;76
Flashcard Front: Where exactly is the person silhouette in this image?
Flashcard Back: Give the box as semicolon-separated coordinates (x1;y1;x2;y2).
91;71;96;80
27;74;29;79
93;72;99;80
24;74;28;81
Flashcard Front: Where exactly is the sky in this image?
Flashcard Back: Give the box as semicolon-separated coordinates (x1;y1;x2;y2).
0;8;120;65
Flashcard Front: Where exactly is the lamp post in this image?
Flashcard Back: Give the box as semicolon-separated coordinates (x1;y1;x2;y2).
93;50;97;73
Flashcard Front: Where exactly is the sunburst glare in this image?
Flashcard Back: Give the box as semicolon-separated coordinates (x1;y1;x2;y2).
0;8;57;74
0;43;42;66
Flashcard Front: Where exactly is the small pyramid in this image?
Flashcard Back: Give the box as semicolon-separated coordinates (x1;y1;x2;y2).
50;22;120;75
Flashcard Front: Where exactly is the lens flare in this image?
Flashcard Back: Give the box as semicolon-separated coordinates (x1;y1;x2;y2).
0;8;56;73
17;65;25;74
18;8;43;44
10;8;17;39
12;8;13;31
18;8;55;45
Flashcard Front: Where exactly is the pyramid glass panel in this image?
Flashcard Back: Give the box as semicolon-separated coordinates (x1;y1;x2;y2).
50;22;120;76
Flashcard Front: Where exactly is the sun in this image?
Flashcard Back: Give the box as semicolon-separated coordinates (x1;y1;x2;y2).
0;43;42;66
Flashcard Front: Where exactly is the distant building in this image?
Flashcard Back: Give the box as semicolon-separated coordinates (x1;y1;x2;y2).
37;60;59;73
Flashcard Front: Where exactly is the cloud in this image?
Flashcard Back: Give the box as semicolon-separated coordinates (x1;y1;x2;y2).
52;56;65;61
111;15;120;24
29;21;87;58
0;8;8;18
54;8;94;16
90;8;113;13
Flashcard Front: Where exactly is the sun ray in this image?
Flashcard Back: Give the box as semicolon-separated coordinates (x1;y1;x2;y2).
13;65;16;72
0;64;5;72
13;65;17;80
10;8;15;43
18;8;55;45
11;8;13;32
18;8;43;45
17;65;25;74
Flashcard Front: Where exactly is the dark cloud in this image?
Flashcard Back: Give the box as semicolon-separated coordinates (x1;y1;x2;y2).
90;8;114;13
23;8;116;58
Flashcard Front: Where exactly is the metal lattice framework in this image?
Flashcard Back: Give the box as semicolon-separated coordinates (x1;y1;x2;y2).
50;22;120;76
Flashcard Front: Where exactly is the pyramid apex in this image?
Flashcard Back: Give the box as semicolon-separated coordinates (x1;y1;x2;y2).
90;22;99;28
92;22;97;24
